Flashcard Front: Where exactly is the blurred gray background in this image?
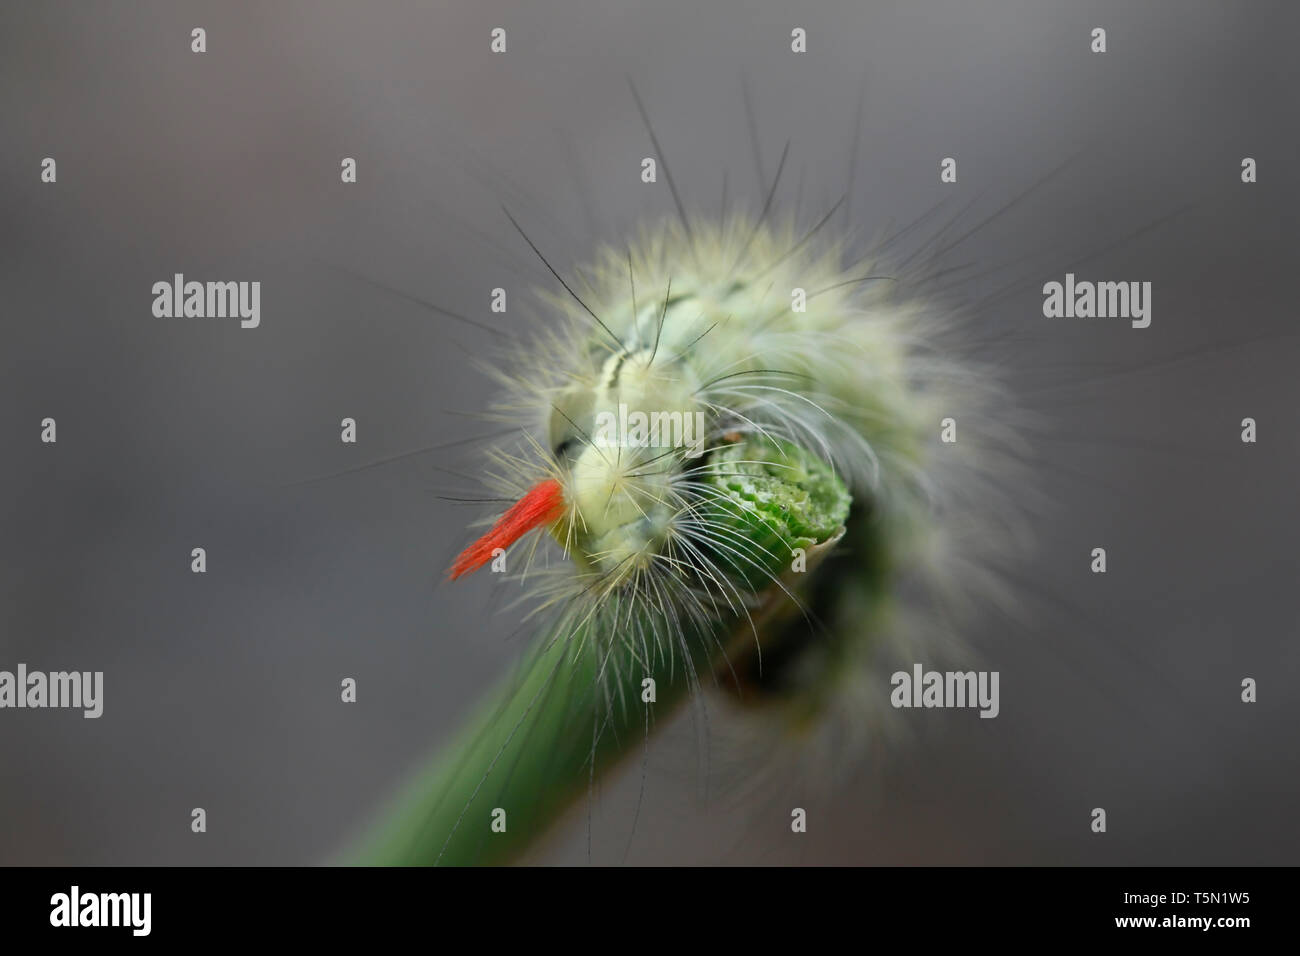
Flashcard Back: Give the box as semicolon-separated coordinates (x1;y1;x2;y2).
1;0;1297;865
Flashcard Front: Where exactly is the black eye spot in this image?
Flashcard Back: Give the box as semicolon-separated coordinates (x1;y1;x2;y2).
553;436;579;460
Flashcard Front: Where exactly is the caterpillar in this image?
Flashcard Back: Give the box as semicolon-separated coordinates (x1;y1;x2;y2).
350;92;1025;868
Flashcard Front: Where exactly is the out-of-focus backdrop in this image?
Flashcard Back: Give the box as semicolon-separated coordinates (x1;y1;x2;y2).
1;0;1297;864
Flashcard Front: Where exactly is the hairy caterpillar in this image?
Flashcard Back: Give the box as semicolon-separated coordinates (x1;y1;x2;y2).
352;92;1024;868
460;208;1007;690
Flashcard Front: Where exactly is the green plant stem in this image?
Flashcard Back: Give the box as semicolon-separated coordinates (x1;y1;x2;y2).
347;438;850;866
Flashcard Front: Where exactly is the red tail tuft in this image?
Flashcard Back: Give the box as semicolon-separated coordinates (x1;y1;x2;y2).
448;479;567;580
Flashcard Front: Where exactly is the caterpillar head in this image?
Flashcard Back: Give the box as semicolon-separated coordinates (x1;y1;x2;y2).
449;339;712;583
551;349;712;574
